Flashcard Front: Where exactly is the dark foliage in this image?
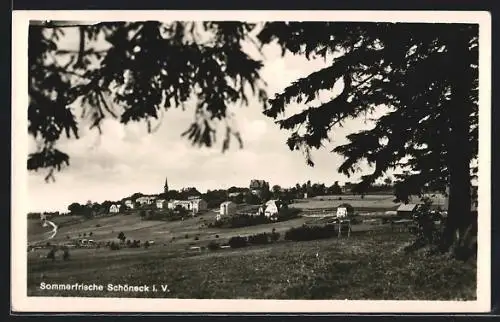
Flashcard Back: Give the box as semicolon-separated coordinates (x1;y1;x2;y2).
271;231;280;242
228;236;248;248
109;242;120;250
207;241;220;251
209;213;270;228
28;21;267;181
284;224;338;242
47;248;56;260
117;231;126;242
247;233;270;245
62;248;70;261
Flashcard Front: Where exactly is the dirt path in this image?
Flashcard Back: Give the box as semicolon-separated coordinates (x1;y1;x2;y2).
44;220;58;240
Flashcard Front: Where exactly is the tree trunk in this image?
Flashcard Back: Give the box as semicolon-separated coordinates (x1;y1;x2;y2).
441;34;474;252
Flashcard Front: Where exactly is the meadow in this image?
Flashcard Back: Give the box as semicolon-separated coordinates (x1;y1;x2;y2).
290;194;447;213
27;196;474;300
27;231;476;300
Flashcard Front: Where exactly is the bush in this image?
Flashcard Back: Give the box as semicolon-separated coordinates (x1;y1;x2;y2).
284;224;338;242
247;233;270;245
110;242;120;250
410;202;442;245
194;236;199;241
350;216;362;225
271;231;280;242
228;236;248;248
214;214;270;228
47;249;56;260
144;241;150;249
62;248;70;261
276;207;301;221
129;240;141;248
207;241;220;251
215;235;219;239
95;224;101;227
185;234;189;239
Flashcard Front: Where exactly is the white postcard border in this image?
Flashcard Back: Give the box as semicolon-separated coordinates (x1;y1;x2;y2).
11;10;492;313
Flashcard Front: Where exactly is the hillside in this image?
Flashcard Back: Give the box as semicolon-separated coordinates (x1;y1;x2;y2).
27;231;476;300
27;207;308;247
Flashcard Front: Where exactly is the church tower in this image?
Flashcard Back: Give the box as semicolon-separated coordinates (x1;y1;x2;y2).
164;176;169;200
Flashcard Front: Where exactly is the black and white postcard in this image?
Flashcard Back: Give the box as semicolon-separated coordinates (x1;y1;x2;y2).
11;10;491;313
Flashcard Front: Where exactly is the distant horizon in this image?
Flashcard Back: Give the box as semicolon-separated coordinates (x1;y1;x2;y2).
28;178;366;213
28;181;456;214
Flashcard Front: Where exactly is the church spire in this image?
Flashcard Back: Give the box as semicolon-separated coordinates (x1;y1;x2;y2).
164;176;169;198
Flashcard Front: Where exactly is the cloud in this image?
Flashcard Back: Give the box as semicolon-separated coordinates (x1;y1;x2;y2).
28;42;378;213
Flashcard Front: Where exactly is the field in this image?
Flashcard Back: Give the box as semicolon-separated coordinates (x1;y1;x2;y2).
290;194;448;213
27;196;475;300
27;231;476;300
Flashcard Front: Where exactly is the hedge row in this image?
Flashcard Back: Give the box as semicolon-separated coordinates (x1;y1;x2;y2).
284;224;342;241
209;208;301;229
207;231;281;250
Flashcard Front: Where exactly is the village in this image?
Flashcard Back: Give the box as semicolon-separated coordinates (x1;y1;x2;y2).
28;175;478;252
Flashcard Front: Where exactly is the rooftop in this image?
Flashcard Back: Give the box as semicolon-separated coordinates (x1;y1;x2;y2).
397;203;418;212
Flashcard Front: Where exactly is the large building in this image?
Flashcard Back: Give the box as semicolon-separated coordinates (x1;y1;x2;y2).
249;179;268;196
156;199;167;209
259;200;282;220
136;196;156;206
167;198;208;214
124;200;135;209
109;204;122;213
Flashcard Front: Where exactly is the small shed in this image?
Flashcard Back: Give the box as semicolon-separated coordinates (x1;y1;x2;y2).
336;207;348;218
397;203;418;218
220;201;237;216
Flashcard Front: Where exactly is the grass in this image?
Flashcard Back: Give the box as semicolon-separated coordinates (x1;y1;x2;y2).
27;231;476;300
291;194;447;212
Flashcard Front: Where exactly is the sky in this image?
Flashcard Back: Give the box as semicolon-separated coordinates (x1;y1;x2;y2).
27;23;389;213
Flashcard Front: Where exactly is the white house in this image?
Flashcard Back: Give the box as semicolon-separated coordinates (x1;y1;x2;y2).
191;198;208;212
109;204;121;213
168;198;208;214
136;196;156;205
219;201;237;216
336;207;348;218
264;200;281;220
156;199;166;209
124;200;135;209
